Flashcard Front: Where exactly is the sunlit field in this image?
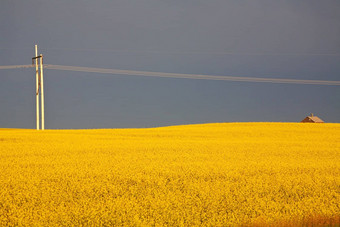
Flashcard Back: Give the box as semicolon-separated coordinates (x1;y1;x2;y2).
0;123;339;226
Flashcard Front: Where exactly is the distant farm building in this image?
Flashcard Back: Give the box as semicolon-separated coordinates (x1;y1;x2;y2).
301;113;324;123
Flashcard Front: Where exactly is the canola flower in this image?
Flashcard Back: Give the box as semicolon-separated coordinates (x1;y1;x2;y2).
0;123;339;226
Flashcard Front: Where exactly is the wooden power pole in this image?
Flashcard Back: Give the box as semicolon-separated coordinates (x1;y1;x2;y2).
40;54;44;130
32;45;45;130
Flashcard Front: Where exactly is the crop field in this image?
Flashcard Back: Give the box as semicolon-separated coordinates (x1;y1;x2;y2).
0;123;339;226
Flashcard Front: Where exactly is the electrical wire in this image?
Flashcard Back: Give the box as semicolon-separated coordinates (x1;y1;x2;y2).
0;65;34;69
1;64;339;86
44;64;340;86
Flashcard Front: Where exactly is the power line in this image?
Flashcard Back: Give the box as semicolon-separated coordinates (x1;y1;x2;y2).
0;65;34;69
44;64;340;86
1;64;339;86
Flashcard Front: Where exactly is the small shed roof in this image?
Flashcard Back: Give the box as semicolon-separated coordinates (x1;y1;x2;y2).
301;114;324;123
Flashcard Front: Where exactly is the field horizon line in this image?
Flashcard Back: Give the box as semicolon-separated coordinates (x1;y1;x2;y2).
1;121;339;131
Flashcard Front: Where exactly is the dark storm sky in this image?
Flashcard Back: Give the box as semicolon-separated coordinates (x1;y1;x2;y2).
0;0;339;128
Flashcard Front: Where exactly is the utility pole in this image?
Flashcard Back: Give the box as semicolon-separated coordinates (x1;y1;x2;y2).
35;45;39;130
32;45;45;130
40;54;44;130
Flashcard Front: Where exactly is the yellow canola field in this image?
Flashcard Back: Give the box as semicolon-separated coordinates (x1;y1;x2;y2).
0;123;339;226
